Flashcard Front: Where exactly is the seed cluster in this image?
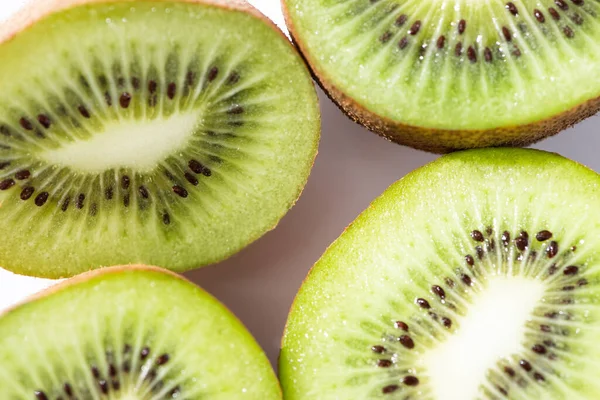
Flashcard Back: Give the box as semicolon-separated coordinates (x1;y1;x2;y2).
369;225;588;396
32;344;182;399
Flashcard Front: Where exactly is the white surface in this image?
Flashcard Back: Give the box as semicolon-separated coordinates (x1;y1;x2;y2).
0;0;599;369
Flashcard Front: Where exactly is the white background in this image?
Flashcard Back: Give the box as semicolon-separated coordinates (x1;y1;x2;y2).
0;0;599;367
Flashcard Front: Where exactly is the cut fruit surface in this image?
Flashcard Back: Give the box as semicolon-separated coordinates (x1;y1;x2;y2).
0;265;281;399
283;0;600;152
0;0;320;278
280;149;600;399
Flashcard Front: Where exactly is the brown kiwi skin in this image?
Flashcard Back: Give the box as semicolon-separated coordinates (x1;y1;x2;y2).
281;1;600;154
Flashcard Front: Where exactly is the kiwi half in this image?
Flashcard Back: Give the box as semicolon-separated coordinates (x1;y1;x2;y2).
281;149;600;399
0;265;281;399
282;0;600;152
0;0;320;278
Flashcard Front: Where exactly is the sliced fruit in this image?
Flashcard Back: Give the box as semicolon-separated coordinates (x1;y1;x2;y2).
0;0;320;278
281;149;600;399
282;0;600;152
0;265;281;399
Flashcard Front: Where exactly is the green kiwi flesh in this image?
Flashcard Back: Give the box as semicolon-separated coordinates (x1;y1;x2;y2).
0;1;320;278
0;265;281;399
283;0;600;152
281;149;600;399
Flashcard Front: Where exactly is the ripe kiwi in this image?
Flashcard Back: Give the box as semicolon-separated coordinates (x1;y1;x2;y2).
280;148;600;399
282;0;600;153
0;0;320;278
0;265;281;398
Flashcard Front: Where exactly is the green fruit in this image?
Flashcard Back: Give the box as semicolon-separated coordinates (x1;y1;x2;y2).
281;148;600;399
282;0;600;152
0;0;320;278
0;265;281;398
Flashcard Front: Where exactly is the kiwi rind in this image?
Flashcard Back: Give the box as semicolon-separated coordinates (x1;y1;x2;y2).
0;0;320;278
280;148;600;398
0;265;282;398
281;1;600;153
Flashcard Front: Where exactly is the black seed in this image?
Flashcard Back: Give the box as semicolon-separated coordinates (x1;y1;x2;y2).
78;105;91;119
403;376;419;386
399;335;414;349
163;212;171;225
208;66;219;81
228;105;244;115
471;230;484;241
139;186;149;199
534;372;545;381
63;383;73;396
519;359;532;371
501;231;510;245
502;27;512;42
104;91;112;106
546;241;558;258
561;298;573;304
372;345;386;353
122;360;131;373
572;13;583;25
202;168;212;177
484;48;493;62
428;311;438;321
541;324;551;332
34;192;49;206
76;194;85;209
117;77;126;88
563;285;575;291
156;354;170;365
173;185;188;198
37;114;51;129
476;246;484;260
170;386;181;396
189;159;204;174
379;31;392;43
543;340;555;347
498;387;508;396
146;369;157;381
99;380;108;394
556;0;569;9
564;25;575;37
15;169;30;180
515;236;528;251
437;35;446;49
112;379;121;390
578;278;588;286
20;186;34;200
141;347;150;360
432;285;445;299
382;385;399;394
121;176;130;190
548;264;558;275
167;83;177;99
545;311;558;318
416;298;430;309
148;80;158;93
91;366;101;378
461;274;472;286
20;117;33;130
185;172;198;186
105;186;114;200
455;42;463;56
60;196;70;212
395;14;407;26
458;19;466;34
504;366;516;377
398;37;408;49
120;92;132;108
377;359;392;367
445;277;455;288
442;317;452;328
123;194;130;207
506;2;519;15
0;161;9;170
0;178;14;191
534;9;546;22
549;7;561;20
109;363;117;377
227;72;240;84
409;21;421;35
536;230;552;241
532;344;547;354
123;344;132;354
564;265;579;275
35;391;48;400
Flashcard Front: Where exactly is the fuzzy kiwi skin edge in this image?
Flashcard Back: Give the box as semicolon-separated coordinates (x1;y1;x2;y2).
281;1;600;154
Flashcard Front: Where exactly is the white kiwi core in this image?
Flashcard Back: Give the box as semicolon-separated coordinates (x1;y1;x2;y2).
422;277;545;400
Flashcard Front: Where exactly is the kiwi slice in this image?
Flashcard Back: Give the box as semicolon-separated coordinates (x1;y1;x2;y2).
282;0;600;152
0;265;281;398
0;0;320;278
280;149;600;399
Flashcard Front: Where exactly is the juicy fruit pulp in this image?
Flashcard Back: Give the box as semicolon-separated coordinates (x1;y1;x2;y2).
0;266;281;399
280;149;600;399
0;1;320;278
283;0;600;152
